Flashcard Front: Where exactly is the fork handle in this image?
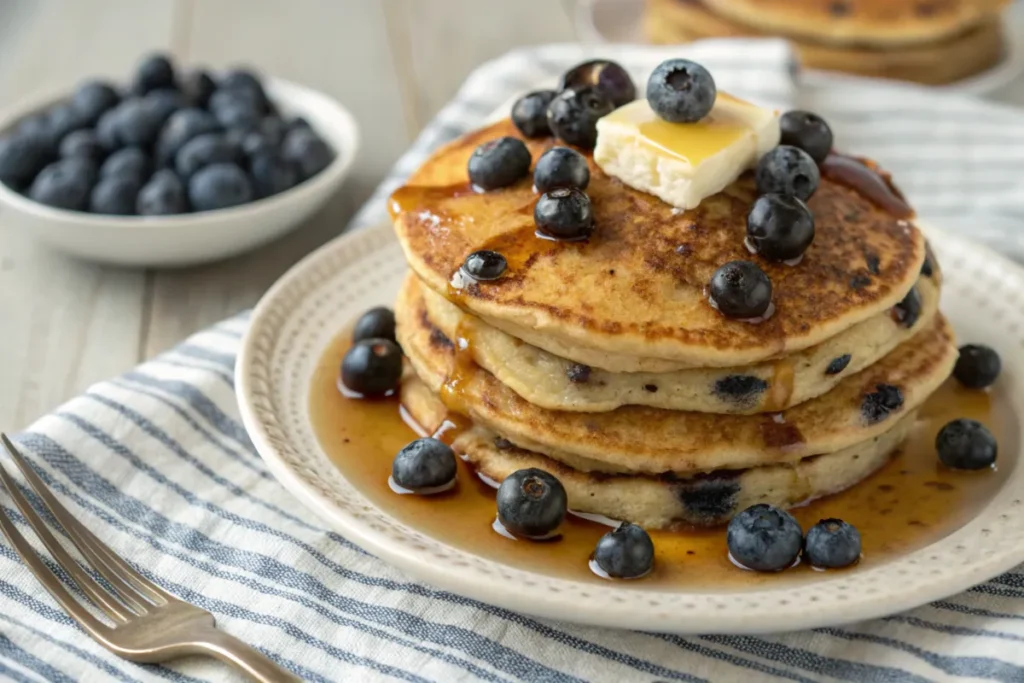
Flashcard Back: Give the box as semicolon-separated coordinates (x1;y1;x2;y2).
189;628;301;682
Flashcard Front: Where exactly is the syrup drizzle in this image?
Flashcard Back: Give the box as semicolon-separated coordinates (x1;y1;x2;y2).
820;153;915;219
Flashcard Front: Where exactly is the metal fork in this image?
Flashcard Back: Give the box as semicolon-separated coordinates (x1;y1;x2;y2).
0;434;300;682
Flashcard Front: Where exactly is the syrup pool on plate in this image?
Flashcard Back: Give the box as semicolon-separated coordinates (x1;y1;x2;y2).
310;329;1014;589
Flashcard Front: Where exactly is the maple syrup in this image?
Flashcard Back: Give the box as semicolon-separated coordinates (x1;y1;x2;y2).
311;330;1014;589
820;153;915;219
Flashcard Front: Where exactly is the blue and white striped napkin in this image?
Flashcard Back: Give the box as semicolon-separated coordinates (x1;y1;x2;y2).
4;41;1024;683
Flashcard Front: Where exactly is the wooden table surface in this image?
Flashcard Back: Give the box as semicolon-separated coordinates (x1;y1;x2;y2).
0;0;578;428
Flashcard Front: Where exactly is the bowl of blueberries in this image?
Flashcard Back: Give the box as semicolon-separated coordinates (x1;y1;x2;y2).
0;53;358;267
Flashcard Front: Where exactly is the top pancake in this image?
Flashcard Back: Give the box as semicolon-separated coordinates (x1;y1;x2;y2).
392;119;925;368
700;0;1009;46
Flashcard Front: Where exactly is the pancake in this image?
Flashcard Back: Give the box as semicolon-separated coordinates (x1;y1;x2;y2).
392;119;926;369
418;272;940;413
700;0;1008;47
646;0;1006;85
396;276;957;475
403;374;916;528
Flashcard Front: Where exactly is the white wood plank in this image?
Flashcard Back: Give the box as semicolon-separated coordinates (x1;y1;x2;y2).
145;0;411;356
0;0;177;428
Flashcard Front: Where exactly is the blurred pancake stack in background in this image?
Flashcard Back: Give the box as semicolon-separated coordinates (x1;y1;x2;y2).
645;0;1011;84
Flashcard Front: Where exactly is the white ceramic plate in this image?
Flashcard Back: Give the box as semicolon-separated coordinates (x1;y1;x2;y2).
237;220;1024;634
574;0;1024;96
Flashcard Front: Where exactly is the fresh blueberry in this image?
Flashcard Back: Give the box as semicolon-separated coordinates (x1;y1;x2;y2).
241;131;276;160
467;136;531;190
70;80;120;125
891;286;922;328
391;438;457;493
352;307;397;343
100;147;152;183
0;134;56;189
286;116;312;134
746;193;815;262
144;88;186;127
861;384;903;424
511;90;557;138
258;116;287;147
219;69;269;112
727;504;803;572
136;169;188;215
249;153;298;198
188;163;253;212
534;146;589;193
936;419;997;470
281;129;334;181
646;58;716;123
534;187;593;240
214;101;261;131
179;69;216;109
155;108;222;166
756;145;820;201
592;522;654;579
89;177;140;215
94;108;122;152
175;133;238;178
803;519;861;568
28;159;95;210
825;354;852;375
46;104;90;143
560;59;636;108
546;86;614;149
709;261;772;319
953;344;1001;389
133;53;176;95
496;468;567;538
59;129;104;163
780;111;833;164
340;337;403;397
114;99;164;148
462;250;507;281
58;156;99;186
17;114;58;149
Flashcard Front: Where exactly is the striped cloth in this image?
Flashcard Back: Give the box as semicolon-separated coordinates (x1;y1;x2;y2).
3;41;1024;683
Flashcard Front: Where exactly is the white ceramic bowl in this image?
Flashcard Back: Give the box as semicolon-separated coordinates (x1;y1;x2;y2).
0;79;359;267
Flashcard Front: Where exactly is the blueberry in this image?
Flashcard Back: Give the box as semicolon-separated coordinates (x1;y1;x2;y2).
592;522;654;579
511;90;557;138
825;354;851;375
144;89;186;127
28;159;95;210
59;130;104;163
803;519;861;568
100;147;152;183
936;419;997;470
241;131;276;160
560;59;636;108
258;116;287;147
58;157;99;186
391;438;457;493
709;261;772;319
46;104;90;143
214;102;262;131
249;153;298;198
219;69;269;112
115;99;164;147
286;116;312;134
175;133;238;178
713;375;768;405
646;59;716;123
95;108;122;152
71;80;120;125
179;69;216;109
340;337;403;397
89;177;140;215
780;111;833;164
462;250;507;281
567;363;591;383
17;114;58;149
534;187;593;240
756;145;820;201
726;503;803;572
188;163;254;212
353;307;397;343
137;169;188;215
546;86;614;149
534;146;589;193
0;135;56;189
467;136;531;190
746;193;815;262
953;344;1001;389
891;286;922;328
155;108;222;166
496;468;567;538
861;384;903;424
209;88;260;115
281;129;334;181
133;53;176;95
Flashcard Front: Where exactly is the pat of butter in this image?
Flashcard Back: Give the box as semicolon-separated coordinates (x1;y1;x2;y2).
593;94;780;210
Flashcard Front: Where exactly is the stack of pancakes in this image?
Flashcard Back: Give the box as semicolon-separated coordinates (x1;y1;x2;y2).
645;0;1010;85
391;119;956;529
